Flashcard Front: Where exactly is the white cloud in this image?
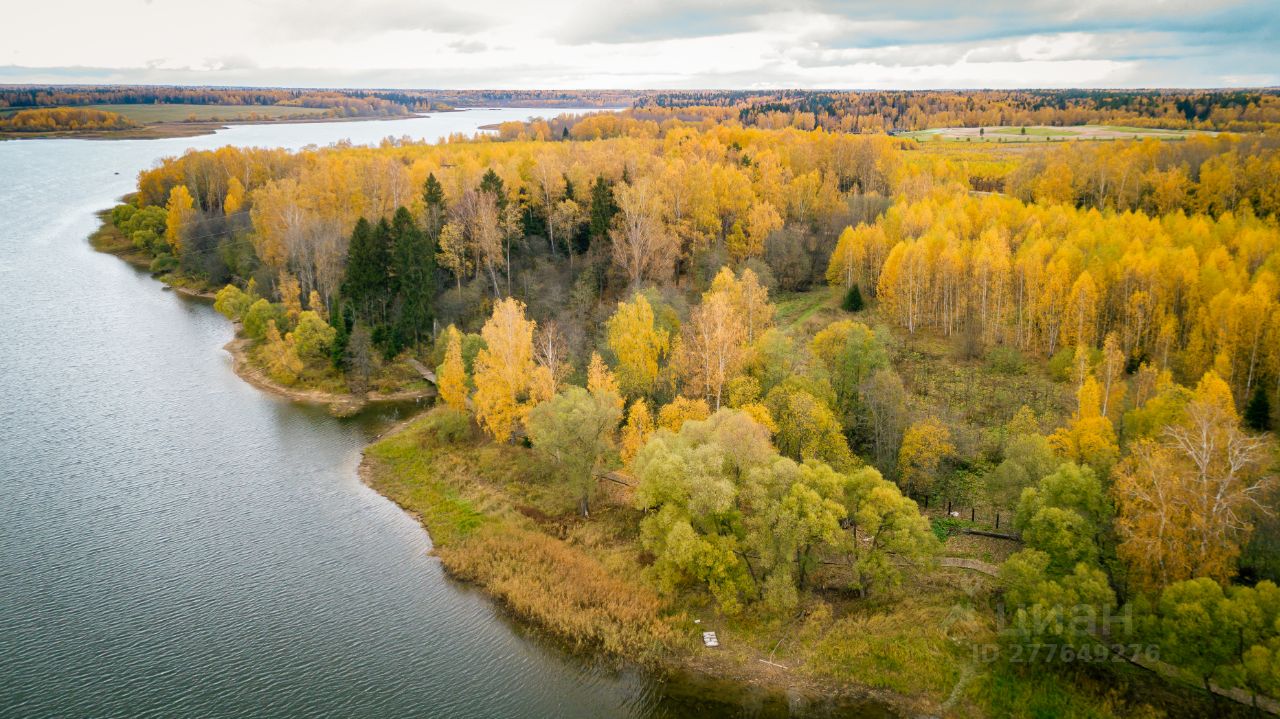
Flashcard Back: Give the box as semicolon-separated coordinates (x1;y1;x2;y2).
2;0;1275;87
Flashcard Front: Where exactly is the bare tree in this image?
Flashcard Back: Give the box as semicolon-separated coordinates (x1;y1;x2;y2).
533;320;571;390
610;179;675;289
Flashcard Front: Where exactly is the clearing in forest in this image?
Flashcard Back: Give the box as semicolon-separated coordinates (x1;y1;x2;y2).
904;125;1200;142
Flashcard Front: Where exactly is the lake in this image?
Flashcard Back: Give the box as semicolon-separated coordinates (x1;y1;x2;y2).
0;110;893;718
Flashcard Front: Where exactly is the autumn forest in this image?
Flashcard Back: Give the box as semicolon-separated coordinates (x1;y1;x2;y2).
97;90;1280;717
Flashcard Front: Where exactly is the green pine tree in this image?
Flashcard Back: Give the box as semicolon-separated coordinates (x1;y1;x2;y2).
341;217;393;325
842;285;865;312
390;206;436;349
479;168;506;211
588;176;616;247
422;173;445;238
1244;385;1273;432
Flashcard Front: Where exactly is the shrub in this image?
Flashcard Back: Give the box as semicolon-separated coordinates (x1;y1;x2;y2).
986;346;1026;375
931;516;974;541
291;311;336;362
132;229;159;251
148;254;179;274
423;406;472;443
242;298;279;340
111;203;136;227
1047;347;1075;382
213;284;253;321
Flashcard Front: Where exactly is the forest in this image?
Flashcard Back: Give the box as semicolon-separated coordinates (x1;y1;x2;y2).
0;86;637;114
639;89;1280;134
0;107;138;132
104;97;1280;715
10;86;1279;133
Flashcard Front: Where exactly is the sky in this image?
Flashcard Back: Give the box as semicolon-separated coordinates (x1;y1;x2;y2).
3;0;1277;89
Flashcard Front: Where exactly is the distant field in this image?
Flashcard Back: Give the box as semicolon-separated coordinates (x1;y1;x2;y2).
0;104;328;123
990;126;1078;136
904;124;1199;143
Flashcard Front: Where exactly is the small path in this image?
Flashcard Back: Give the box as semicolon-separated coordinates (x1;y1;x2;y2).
601;470;634;487
1124;650;1279;714
939;557;999;576
406;358;437;384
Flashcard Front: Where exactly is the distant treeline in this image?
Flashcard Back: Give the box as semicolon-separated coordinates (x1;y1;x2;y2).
635;89;1280;133
10;86;1280;133
0;86;642;113
0;87;413;117
0;107;137;132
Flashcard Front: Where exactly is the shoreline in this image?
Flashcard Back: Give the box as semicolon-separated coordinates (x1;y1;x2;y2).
1;112;432;142
354;413;911;717
223;335;433;415
2;105;620;142
89;212;432;416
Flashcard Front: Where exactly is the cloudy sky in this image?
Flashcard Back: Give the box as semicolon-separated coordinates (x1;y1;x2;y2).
3;0;1277;89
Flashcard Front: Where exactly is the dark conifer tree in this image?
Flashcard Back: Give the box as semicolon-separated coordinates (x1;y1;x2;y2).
370;217;395;323
328;299;355;368
341;216;394;327
422;173;445;238
1244;386;1273;432
843;285;865;312
390;206;436;348
587;176;617;251
480;168;506;211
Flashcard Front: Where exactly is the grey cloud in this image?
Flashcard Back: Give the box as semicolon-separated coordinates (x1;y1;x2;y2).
1;0;1275;89
537;0;1278;82
553;0;775;44
811;1;1276;50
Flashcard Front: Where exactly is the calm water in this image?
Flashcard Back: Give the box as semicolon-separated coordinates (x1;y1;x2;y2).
0;111;892;718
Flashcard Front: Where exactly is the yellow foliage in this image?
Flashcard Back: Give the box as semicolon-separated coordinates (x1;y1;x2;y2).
1048;377;1119;476
438;325;469;413
224;177;246;216
605;294;670;400
587;353;624;413
1114;373;1273;592
737;402;778;435
164;184;195;252
262;320;304;385
278;273;302;325
307;290;327;322
897;417;955;494
657;396;711;433
619;399;655;466
473;298;542;442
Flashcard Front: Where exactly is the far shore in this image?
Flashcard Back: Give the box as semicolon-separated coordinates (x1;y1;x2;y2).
0;111;440;142
1;104;622;142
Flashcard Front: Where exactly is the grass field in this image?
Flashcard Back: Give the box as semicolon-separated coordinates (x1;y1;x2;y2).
88;104;327;123
0;103;327;123
991;126;1079;136
903;124;1199;143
